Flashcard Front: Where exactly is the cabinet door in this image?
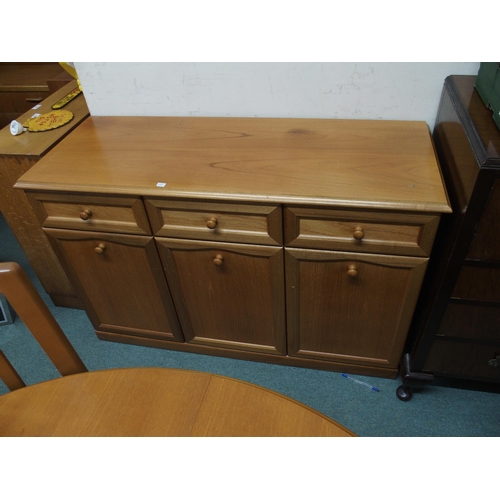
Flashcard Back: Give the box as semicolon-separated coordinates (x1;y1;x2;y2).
156;238;286;355
44;228;183;342
285;248;428;369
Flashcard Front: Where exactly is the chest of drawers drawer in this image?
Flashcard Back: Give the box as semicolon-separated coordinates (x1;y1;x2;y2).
0;90;48;113
145;199;282;245
26;192;151;235
424;339;500;381
452;266;500;303
284;207;440;256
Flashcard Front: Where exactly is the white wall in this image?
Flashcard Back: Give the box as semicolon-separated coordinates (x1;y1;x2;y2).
75;62;480;129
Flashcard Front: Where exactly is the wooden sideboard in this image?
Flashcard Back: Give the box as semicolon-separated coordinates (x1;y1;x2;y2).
0;80;89;308
16;117;451;377
398;75;500;399
0;63;72;130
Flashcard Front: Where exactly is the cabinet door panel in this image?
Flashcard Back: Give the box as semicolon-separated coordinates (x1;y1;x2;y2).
286;249;428;368
44;228;183;341
156;238;286;355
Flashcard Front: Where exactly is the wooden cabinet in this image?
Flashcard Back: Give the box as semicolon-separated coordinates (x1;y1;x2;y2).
27;192;182;341
44;229;183;342
157;238;286;354
149;198;286;354
16;117;450;378
284;205;437;373
399;76;500;399
0;81;89;308
0;63;72;129
285;249;428;369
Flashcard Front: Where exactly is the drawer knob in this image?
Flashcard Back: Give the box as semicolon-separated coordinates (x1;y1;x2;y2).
95;243;106;254
353;226;364;240
80;208;92;221
206;217;218;229
213;254;224;266
347;264;358;277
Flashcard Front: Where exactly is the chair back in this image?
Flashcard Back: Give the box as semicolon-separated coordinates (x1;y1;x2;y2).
0;262;87;391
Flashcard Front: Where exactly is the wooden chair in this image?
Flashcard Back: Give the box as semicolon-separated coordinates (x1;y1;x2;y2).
0;262;87;391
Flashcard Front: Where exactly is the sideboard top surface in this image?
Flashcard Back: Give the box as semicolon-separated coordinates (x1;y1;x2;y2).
16;116;451;213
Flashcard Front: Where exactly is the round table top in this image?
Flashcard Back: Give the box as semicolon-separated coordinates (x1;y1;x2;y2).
0;367;355;437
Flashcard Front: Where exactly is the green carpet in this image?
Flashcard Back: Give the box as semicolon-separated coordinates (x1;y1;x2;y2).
1;212;499;437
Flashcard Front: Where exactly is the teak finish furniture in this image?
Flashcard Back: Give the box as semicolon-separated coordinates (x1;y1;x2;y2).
398;75;500;399
16;117;451;378
0;80;89;308
0;367;356;437
0;63;72;129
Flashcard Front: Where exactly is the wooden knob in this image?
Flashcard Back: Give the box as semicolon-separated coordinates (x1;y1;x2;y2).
95;243;106;254
347;264;357;277
206;217;218;229
80;208;92;221
353;226;364;240
213;254;224;266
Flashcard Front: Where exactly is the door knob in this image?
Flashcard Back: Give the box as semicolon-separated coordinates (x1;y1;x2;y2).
347;264;357;277
95;243;106;254
213;254;224;265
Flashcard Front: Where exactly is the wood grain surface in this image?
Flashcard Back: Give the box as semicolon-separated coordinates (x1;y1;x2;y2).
16;116;451;213
0;368;355;437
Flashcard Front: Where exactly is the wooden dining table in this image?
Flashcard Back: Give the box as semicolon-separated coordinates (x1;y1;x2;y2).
0;367;355;437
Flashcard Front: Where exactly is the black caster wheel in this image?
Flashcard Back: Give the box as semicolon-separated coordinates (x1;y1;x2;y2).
396;385;413;402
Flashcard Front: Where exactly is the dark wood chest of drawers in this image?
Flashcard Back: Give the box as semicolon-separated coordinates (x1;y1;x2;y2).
399;75;500;399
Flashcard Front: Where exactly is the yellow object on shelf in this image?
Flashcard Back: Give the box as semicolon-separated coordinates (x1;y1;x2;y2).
52;87;82;109
23;110;74;132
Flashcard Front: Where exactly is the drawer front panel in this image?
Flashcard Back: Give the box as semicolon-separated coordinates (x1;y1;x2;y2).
452;266;500;303
437;303;500;343
0;91;49;113
26;192;151;235
424;339;500;381
145;199;282;245
284;207;440;256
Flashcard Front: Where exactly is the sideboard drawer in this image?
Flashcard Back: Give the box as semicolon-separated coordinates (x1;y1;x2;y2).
26;192;151;235
284;207;440;256
145;199;282;245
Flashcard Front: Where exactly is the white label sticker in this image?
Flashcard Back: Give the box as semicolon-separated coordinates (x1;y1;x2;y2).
31;113;41;119
156;182;167;188
32;104;42;110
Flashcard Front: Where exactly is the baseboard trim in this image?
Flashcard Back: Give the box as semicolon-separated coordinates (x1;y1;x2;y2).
96;329;398;379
